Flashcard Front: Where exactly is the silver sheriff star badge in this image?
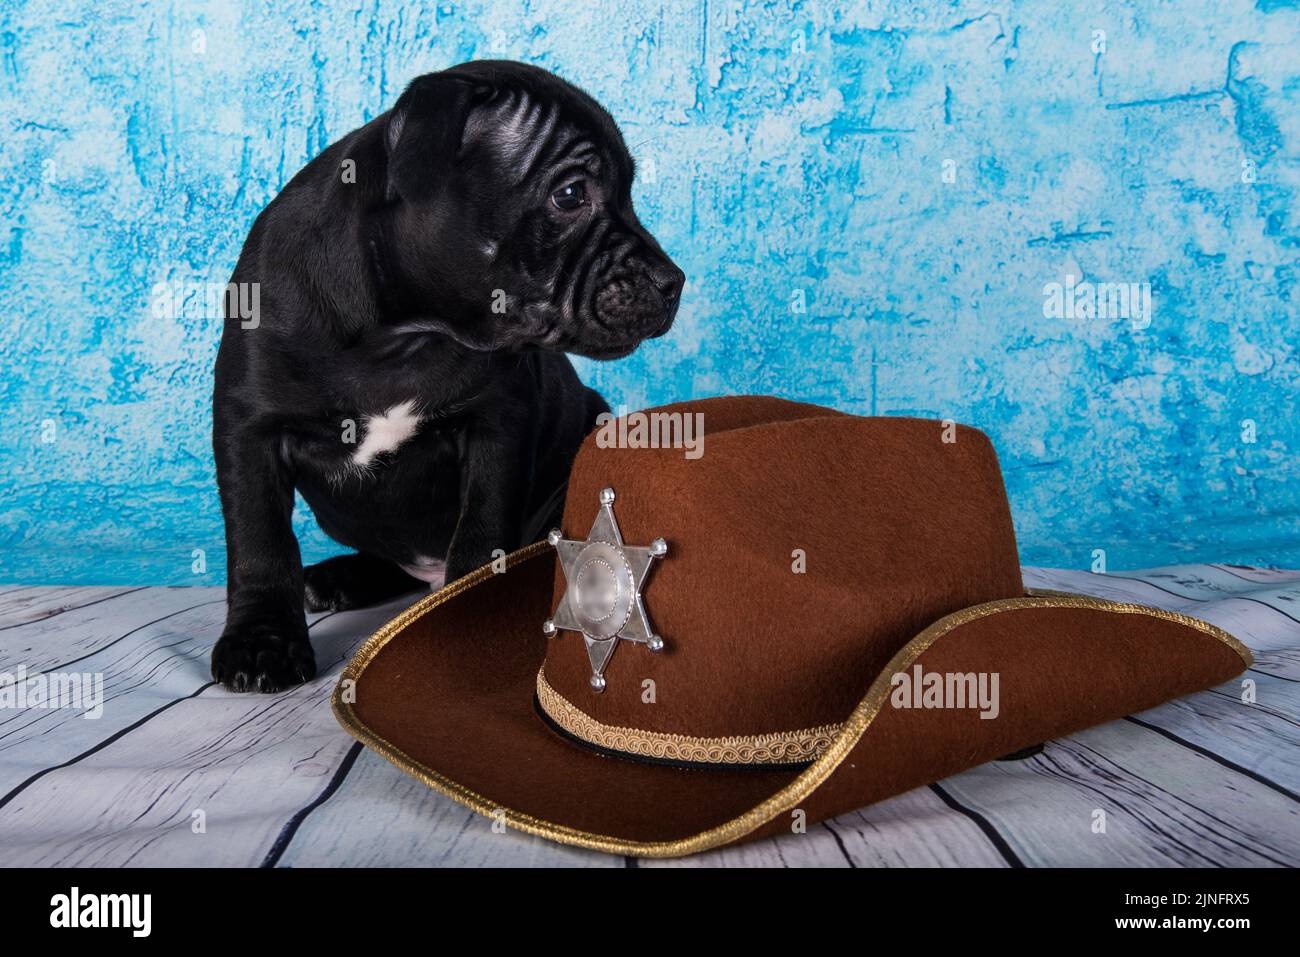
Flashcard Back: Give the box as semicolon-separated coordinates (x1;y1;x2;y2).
543;487;667;693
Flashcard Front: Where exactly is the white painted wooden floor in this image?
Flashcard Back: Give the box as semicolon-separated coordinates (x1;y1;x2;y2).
0;564;1296;867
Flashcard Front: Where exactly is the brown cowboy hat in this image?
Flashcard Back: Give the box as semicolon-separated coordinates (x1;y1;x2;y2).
332;395;1250;857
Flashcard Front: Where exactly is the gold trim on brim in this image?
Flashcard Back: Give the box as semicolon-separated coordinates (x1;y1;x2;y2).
535;666;840;766
332;543;1254;859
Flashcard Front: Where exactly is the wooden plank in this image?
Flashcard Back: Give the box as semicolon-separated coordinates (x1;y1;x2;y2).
1024;565;1300;679
1026;567;1201;605
0;586;144;631
0;587;225;675
1121;575;1300;628
1130;679;1300;794
1183;605;1298;681
1131;564;1300;605
0;597;412;866
274;748;618;868
644;786;1012;867
1025;563;1300;616
935;716;1300;867
0;599;231;796
1209;564;1300;585
1;561;1296;868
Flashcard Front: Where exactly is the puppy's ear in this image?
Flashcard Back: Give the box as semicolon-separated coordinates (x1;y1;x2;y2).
384;74;489;202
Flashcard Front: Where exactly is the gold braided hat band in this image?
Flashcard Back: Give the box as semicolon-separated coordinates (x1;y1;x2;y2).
535;667;841;768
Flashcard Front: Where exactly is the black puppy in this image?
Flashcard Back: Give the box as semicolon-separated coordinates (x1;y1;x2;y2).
211;61;683;692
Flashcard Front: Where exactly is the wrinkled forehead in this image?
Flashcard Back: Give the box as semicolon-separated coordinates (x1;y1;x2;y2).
462;85;632;190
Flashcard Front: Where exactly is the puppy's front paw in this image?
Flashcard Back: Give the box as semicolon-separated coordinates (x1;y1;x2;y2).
303;553;427;611
211;621;315;693
303;560;359;613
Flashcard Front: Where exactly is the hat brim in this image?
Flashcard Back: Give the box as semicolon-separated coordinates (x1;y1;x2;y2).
333;543;1252;857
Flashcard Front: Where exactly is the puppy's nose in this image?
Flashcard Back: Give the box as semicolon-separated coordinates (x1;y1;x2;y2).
646;262;684;338
648;262;685;307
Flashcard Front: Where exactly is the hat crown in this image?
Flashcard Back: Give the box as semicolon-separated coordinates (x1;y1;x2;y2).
539;396;1024;766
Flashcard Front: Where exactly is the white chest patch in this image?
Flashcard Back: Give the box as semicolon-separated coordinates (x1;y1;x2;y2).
400;555;447;588
351;399;421;466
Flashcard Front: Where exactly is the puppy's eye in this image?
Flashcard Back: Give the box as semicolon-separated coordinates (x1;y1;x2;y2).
550;181;587;212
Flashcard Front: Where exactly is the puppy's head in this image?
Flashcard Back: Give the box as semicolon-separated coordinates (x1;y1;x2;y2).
378;61;684;359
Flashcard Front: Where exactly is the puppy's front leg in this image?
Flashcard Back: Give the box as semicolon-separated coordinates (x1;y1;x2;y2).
211;425;315;692
444;424;527;583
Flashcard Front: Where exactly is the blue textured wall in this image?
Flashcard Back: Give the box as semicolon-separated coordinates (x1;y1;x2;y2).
1;0;1297;586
